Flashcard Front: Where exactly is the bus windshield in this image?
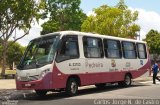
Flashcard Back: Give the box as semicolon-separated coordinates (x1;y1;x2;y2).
18;35;60;70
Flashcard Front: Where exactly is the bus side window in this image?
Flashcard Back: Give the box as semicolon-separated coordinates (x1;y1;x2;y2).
65;41;79;56
103;39;122;58
83;36;104;58
56;35;79;62
137;43;147;59
122;41;137;59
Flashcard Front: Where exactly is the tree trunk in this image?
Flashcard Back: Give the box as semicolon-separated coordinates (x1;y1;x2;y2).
9;64;12;70
1;41;8;77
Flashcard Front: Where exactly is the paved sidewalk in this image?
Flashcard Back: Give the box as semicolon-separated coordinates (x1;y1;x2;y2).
133;76;152;82
133;72;160;82
0;79;16;89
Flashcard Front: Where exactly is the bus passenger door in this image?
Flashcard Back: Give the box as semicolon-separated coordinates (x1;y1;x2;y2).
81;36;105;84
55;35;83;86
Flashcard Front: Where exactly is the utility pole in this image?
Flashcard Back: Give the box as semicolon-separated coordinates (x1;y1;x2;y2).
138;31;140;40
12;29;16;70
136;31;140;40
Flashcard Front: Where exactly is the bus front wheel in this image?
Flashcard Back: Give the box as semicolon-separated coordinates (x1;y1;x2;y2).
66;78;78;96
35;90;47;96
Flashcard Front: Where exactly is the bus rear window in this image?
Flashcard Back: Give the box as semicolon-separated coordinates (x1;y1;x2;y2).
137;43;147;59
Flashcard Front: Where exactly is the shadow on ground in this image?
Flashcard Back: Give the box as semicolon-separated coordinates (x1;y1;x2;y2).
5;82;149;101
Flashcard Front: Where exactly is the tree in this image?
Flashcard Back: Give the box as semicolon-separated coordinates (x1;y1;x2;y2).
7;42;25;70
81;0;140;38
0;38;2;60
145;29;160;59
0;0;45;76
0;41;25;70
0;45;2;66
41;0;86;35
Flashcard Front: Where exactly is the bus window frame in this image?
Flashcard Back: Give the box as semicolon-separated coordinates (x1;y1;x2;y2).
103;39;122;59
122;41;137;59
83;36;104;58
56;35;80;63
136;43;147;59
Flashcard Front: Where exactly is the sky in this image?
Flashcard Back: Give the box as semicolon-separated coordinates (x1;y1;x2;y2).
81;0;160;14
16;0;160;46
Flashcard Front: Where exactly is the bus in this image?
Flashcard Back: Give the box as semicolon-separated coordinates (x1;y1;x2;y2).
16;31;151;96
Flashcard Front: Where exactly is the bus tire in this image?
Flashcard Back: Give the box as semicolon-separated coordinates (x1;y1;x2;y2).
95;83;106;89
66;78;78;96
35;90;47;96
118;74;132;87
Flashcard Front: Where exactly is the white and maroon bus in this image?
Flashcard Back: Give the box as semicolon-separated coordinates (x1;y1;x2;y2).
16;31;151;96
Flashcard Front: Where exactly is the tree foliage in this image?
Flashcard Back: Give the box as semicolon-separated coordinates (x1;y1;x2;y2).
0;0;45;39
41;0;86;35
145;29;160;57
7;42;25;69
0;0;45;75
0;42;25;70
81;0;140;38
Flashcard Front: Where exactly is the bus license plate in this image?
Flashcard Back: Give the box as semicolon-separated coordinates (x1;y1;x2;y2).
25;84;31;87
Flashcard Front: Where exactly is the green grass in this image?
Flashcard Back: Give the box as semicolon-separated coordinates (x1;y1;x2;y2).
5;69;16;74
0;69;16;75
0;69;16;79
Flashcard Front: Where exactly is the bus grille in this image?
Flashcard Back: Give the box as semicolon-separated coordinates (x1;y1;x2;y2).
20;75;39;81
29;75;39;81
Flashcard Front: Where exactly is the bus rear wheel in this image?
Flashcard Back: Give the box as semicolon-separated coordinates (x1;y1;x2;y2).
118;74;132;87
66;78;78;96
35;90;47;96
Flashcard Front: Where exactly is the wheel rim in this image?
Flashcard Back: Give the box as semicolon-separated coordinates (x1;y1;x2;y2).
125;76;131;85
71;82;77;94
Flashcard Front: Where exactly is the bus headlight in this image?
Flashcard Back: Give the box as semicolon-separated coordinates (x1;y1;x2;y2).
16;73;21;81
41;71;46;78
17;76;21;81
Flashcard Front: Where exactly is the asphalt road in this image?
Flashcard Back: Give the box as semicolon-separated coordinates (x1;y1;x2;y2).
1;81;160;105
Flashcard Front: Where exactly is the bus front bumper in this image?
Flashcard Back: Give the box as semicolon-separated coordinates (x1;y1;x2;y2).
16;73;52;90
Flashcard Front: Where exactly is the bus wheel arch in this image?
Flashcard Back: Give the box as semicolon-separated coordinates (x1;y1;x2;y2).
66;75;81;96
